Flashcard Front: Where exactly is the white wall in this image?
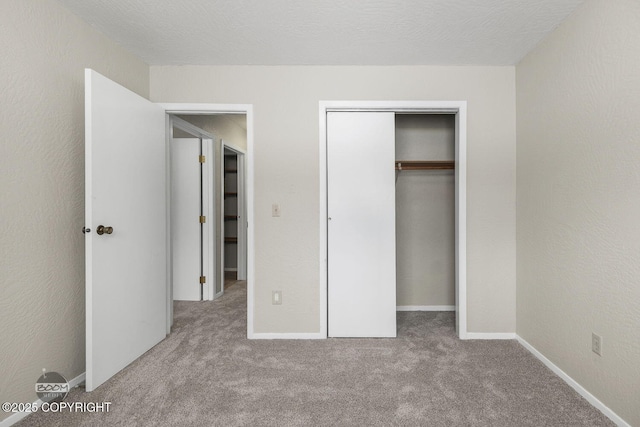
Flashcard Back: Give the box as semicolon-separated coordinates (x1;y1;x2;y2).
0;0;149;417
516;0;640;425
396;115;455;307
151;65;517;334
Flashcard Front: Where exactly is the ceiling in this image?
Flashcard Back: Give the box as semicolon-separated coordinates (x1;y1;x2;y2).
55;0;584;66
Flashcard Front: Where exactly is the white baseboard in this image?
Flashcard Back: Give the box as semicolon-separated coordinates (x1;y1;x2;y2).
249;332;325;340
516;336;630;427
68;372;86;389
396;305;455;311
0;372;86;427
465;332;516;340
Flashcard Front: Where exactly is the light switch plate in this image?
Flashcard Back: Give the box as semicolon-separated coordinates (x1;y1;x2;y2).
272;291;282;305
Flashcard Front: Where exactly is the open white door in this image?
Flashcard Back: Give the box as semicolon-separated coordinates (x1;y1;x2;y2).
171;138;204;301
85;69;167;391
327;112;397;337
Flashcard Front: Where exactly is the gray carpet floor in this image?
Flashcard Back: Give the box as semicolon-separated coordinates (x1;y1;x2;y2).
18;281;613;426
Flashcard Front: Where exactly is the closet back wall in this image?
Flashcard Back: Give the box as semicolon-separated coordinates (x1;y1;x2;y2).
150;66;517;334
396;115;455;308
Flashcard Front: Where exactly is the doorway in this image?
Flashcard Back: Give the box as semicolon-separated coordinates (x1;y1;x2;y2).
319;101;468;339
84;70;255;391
222;143;247;292
169;114;248;306
161;104;254;336
395;114;456;313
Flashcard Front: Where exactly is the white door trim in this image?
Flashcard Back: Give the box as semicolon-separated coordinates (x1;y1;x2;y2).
219;143;225;298
160;104;255;339
319;101;468;339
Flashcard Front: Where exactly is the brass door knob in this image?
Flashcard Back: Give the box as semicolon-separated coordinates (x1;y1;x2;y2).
96;225;114;235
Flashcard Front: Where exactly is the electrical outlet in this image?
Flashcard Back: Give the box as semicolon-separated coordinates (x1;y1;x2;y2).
272;291;282;305
272;204;280;217
592;333;602;356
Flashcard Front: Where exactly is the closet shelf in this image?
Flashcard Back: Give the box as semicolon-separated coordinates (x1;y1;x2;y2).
225;169;238;173
225;237;238;243
395;160;455;171
224;215;238;221
224;192;238;198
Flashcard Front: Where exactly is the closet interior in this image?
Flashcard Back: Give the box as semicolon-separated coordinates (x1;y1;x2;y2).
395;114;456;312
224;150;239;281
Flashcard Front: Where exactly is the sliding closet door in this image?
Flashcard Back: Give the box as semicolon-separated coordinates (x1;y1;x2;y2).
327;112;397;337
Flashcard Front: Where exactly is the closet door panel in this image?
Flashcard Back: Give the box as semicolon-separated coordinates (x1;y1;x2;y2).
327;112;397;337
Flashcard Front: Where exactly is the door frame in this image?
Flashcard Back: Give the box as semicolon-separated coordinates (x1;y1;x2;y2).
221;141;248;292
169;116;215;302
160;104;254;338
319;101;468;339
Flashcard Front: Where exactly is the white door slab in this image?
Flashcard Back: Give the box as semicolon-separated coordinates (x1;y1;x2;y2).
85;69;167;391
327;112;397;337
171;138;203;301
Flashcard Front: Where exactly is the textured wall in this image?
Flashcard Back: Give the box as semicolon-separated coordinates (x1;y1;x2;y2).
396;115;455;307
150;65;517;334
516;0;640;424
0;0;149;418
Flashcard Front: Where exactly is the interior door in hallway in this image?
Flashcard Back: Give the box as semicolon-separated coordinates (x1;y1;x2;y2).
171;137;204;301
327;112;397;337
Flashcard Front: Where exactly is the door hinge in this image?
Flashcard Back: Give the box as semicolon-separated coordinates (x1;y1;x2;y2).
200;276;206;284
199;215;206;223
199;155;206;163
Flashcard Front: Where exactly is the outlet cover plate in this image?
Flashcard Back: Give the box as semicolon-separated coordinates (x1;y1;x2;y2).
592;332;602;356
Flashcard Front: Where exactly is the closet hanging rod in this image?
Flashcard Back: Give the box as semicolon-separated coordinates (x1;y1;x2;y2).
395;160;455;171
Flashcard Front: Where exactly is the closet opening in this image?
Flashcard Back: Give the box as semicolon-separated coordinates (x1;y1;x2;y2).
222;143;247;292
320;101;467;340
395;114;456;333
